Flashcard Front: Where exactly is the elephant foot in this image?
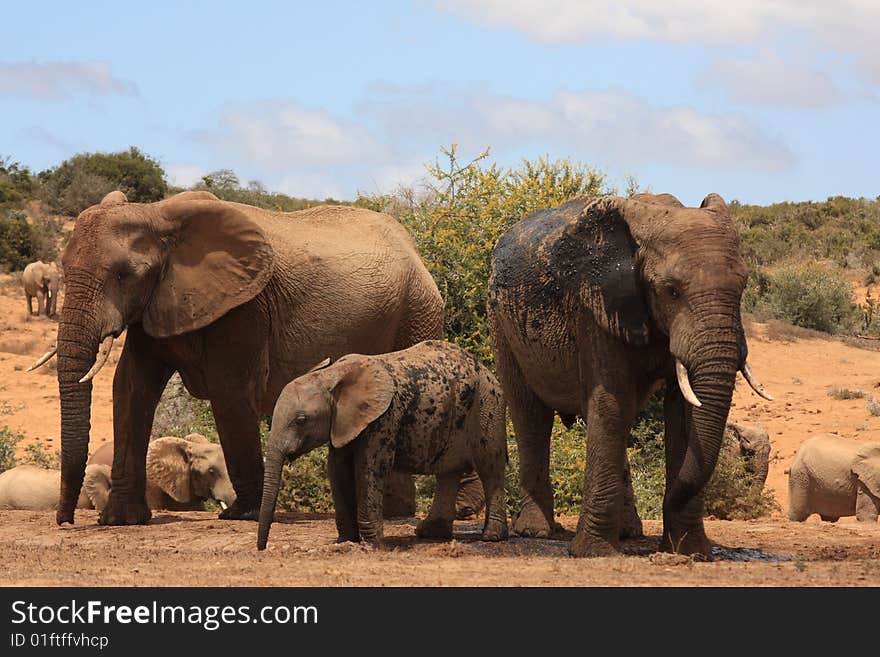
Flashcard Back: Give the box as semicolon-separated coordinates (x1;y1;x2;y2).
219;499;259;521
480;518;509;542
416;516;454;540
512;499;560;538
658;530;713;561
99;496;151;526
455;472;486;520
819;515;839;523
568;530;620;558
619;517;644;540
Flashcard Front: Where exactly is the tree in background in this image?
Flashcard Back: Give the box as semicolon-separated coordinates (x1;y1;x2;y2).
38;146;168;215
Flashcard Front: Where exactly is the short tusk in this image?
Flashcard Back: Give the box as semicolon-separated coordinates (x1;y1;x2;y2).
79;335;115;383
219;501;228;511
26;344;57;371
741;362;773;401
675;359;702;408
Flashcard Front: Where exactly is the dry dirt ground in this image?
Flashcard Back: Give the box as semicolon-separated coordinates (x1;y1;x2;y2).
1;273;879;586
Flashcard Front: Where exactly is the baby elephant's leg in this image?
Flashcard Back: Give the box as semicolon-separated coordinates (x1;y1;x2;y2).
353;447;391;549
416;473;459;539
474;399;509;541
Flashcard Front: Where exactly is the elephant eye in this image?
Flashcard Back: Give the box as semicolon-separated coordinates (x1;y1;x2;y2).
667;285;680;300
295;414;307;426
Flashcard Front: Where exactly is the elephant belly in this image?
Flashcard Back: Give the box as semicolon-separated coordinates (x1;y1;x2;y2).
506;330;582;415
809;476;857;517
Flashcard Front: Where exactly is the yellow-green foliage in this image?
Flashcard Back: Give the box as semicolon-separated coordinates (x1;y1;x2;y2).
358;145;608;363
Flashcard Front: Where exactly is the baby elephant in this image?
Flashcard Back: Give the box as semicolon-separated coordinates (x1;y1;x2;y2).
0;463;110;511
788;434;880;522
258;340;508;550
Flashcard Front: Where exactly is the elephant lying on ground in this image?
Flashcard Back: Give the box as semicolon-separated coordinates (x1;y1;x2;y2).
88;434;236;510
488;193;772;558
258;341;509;550
0;463;110;511
22;261;61;317
27;189;445;526
788;434;880;522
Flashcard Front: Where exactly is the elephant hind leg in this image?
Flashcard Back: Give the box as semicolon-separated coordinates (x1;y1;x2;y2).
416;472;459;540
787;469;811;522
619;455;644;540
473;399;509;541
492;330;556;538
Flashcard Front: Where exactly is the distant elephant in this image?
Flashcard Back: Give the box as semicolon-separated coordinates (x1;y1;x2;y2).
723;422;771;488
258;341;509;550
27;190;444;527
22;261;61;317
88;434;236;510
0;463;109;511
788;434;880;522
488;193;772;558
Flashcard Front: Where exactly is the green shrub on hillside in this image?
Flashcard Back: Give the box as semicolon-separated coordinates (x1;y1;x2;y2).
0;426;21;473
0;157;34;209
188;169;338;212
0;211;59;272
39;147;168;215
744;263;856;334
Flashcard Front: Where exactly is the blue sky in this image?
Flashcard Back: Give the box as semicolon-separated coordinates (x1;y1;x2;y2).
1;1;878;205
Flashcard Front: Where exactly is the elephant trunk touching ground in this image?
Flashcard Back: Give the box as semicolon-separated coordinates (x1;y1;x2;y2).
257;445;286;550
56;271;108;525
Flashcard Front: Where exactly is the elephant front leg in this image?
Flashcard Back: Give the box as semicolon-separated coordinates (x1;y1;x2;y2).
855;483;879;522
659;384;712;558
328;446;360;542
353;441;393;549
212;401;264;521
100;340;172;526
26;293;34;316
416;472;459;540
619;455;644;539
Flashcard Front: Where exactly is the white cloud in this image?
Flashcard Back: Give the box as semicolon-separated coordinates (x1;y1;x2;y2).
700;50;846;107
438;1;880;87
0;61;137;100
165;164;207;188
199;101;387;170
361;84;794;172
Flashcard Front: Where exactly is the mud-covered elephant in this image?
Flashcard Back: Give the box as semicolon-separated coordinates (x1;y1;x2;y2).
22;261;61;317
258;341;508;550
88;434;236;510
788;434;880;522
28;189;444;526
488;193;772;558
0;463;110;511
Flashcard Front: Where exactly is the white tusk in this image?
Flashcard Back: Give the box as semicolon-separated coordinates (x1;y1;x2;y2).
79;336;115;383
219;501;228;511
675;359;702;408
741;362;773;401
26;345;57;371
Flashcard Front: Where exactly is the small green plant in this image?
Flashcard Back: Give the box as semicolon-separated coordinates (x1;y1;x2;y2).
0;425;21;473
828;387;865;400
20;442;60;469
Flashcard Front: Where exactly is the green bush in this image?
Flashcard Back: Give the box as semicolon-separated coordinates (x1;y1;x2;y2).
0;425;21;473
744;263;857;334
186;169;336;212
20;442;60;469
39;147;168;215
703;450;779;521
0;211;41;272
0;157;34;209
357;146;609;364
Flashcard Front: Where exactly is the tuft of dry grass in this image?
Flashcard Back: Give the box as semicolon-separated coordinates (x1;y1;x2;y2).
828;387;865;400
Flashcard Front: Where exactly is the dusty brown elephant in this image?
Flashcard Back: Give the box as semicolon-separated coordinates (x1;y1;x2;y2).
28;189;444;526
22;261;61;317
258;341;508;550
0;463;110;511
88;434;236;510
488;193;772;558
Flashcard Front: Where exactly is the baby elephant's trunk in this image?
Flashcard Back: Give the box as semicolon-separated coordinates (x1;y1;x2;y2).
257;447;285;550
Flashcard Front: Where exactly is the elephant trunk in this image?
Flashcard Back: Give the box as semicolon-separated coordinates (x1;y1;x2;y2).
666;317;741;515
257;445;286;550
56;273;103;525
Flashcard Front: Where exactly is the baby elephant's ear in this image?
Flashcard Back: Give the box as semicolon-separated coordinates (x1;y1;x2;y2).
329;359;394;449
852;444;880;498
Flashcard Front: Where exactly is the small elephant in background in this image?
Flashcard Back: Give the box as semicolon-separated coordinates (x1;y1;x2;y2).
22;261;61;317
724;422;771;488
88;434;236;511
788;434;880;522
258;340;509;550
0;463;110;511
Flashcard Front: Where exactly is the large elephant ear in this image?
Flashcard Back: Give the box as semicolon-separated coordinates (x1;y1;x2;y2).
326;358;394;449
146;437;193;503
852;444;880;498
83;464;112;511
574;197;651;345
143;200;275;337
